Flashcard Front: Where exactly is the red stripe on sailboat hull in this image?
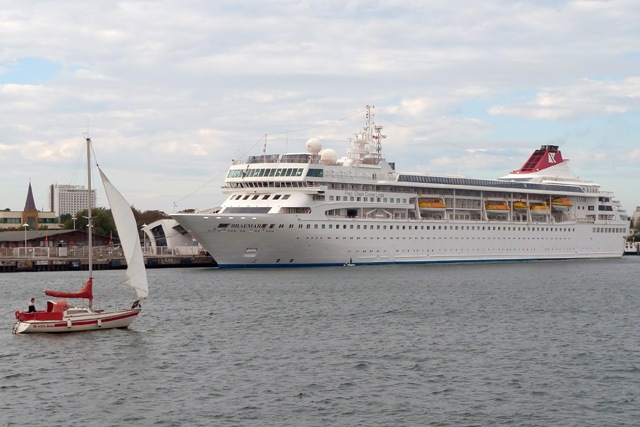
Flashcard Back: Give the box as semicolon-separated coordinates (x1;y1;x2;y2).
50;311;139;327
13;310;140;334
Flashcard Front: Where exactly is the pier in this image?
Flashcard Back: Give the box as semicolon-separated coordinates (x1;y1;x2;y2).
0;239;217;272
0;255;216;273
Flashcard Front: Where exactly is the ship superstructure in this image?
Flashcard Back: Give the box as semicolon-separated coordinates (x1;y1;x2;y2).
172;106;629;267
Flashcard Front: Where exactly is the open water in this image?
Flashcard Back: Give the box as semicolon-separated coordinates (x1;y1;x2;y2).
1;257;639;426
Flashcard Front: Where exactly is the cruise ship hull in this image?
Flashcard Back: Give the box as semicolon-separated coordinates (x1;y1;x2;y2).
173;213;625;268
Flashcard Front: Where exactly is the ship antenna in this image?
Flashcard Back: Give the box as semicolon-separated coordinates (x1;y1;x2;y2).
263;133;267;163
365;105;373;141
365;105;385;158
348;105;382;163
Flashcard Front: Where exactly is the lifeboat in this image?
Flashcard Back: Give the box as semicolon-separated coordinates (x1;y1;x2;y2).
551;197;573;212
530;202;550;215
625;242;639;255
419;198;446;211
513;200;528;211
485;202;510;214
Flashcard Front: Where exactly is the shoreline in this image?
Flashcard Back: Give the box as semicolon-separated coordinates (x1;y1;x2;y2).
0;254;216;273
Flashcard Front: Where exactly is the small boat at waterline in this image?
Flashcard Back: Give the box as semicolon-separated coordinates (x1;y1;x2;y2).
344;258;356;267
624;241;639;255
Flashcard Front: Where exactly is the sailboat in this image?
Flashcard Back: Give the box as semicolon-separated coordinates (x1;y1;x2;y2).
12;137;149;334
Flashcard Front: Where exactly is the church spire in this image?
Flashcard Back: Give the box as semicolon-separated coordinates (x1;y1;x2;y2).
23;181;37;212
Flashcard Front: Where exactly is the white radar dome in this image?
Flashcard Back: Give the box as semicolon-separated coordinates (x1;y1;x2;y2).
320;149;338;165
306;138;322;154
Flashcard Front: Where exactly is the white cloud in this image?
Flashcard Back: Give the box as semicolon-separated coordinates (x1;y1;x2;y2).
488;77;640;120
1;0;640;213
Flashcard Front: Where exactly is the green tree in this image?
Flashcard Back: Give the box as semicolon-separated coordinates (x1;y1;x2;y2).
131;207;171;229
70;208;116;238
60;206;174;241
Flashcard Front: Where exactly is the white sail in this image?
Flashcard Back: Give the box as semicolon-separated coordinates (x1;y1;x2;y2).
99;168;149;301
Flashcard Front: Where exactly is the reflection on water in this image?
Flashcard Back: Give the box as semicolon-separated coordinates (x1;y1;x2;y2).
2;258;640;426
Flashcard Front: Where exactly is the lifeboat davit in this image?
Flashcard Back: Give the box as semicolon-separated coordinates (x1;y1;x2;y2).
551;197;573;212
530;202;550;215
513;200;528;211
485;202;510;214
419;198;446;211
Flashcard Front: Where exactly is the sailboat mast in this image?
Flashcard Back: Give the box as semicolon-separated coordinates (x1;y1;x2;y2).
86;137;93;280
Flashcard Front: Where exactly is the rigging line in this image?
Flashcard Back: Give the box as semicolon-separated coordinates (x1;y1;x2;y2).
65;133;89;187
376;113;514;158
88;137;99;168
97;277;122;299
266;109;366;136
173;174;221;207
102;277;132;300
376;113;472;151
174;109;365;208
173;134;267;208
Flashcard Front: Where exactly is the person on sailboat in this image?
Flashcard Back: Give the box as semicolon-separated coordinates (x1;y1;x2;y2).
28;298;36;313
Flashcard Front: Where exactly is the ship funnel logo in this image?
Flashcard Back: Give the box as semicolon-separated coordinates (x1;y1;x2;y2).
548;153;556;163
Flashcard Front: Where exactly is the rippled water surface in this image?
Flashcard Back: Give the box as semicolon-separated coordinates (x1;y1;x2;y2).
1;258;639;426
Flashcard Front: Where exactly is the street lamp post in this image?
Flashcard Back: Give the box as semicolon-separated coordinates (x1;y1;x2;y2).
22;223;29;258
72;217;77;230
141;224;147;254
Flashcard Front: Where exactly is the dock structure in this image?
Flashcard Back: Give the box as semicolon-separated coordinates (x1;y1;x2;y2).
0;254;216;273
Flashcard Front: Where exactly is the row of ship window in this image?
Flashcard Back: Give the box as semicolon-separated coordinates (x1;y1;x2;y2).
348;247;594;253
228;193;407;204
230;194;291;201
299;223;591;232
227;182;308;189
236;223;617;233
230;163;325;177
228;168;307;178
222;222;626;234
397;174;583;194
330;195;408;203
303;236;574;240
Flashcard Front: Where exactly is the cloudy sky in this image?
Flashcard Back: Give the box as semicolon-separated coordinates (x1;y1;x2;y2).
1;0;639;216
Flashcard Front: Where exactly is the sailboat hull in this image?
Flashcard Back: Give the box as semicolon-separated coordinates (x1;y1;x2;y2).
13;308;141;334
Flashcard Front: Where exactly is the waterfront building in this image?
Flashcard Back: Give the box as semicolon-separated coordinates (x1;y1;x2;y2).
0;182;60;230
49;184;96;217
632;206;640;227
141;219;200;255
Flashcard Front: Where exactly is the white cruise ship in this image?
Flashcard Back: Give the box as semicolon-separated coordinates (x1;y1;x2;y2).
172;106;629;268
